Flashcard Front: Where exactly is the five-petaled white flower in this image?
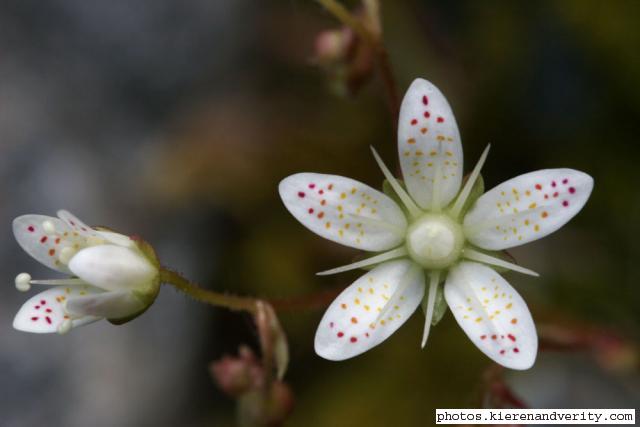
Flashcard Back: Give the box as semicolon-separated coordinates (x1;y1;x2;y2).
279;78;593;369
12;210;160;334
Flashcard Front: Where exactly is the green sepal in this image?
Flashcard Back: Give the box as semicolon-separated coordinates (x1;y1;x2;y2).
108;236;161;325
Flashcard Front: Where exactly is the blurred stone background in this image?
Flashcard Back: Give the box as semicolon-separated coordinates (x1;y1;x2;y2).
0;1;638;426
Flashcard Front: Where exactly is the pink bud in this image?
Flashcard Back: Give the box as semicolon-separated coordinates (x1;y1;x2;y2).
209;346;264;397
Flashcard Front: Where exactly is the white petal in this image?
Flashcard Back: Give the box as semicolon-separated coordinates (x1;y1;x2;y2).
398;79;463;210
279;173;407;251
57;210;100;238
314;259;425;361
13;285;102;333
12;215;80;273
444;262;537;370
96;230;135;248
65;290;145;319
68;245;157;292
463;169;593;249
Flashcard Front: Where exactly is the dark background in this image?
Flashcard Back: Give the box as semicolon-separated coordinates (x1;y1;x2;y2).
0;1;638;426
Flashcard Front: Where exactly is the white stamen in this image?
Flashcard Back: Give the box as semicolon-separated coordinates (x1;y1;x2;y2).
59;247;77;265
29;278;86;285
370;146;422;219
450;144;491;219
57;319;72;335
42;220;56;235
421;270;441;348
317;247;408;276
15;273;32;292
463;248;539;277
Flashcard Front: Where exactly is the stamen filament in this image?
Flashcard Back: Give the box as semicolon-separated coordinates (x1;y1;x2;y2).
450;144;491;219
316;247;408;276
463;247;539;277
370;146;422;219
29;278;87;286
421;270;441;348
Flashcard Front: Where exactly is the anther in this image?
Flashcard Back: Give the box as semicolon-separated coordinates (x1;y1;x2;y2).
57;319;72;335
15;272;32;292
58;247;76;265
42;220;56;235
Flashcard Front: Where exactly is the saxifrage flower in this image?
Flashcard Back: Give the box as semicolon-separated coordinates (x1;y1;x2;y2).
279;78;593;369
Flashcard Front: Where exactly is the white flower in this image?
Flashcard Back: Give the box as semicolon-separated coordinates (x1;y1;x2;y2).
12;210;160;334
279;78;593;369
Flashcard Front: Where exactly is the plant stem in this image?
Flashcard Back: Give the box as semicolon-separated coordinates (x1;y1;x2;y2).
317;0;400;122
160;268;258;313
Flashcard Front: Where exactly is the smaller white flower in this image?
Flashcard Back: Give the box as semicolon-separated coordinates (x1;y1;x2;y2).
12;210;160;334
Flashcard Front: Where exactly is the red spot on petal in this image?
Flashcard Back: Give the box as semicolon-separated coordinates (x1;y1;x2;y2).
535;184;542;190
365;333;370;338
297;191;305;198
350;337;358;343
31;316;38;321
422;95;428;105
329;322;334;328
41;300;46;305
308;208;314;214
562;179;569;184
317;212;325;219
27;226;35;233
337;332;344;338
328;184;333;190
480;335;487;340
410;119;418;125
319;190;324;195
46;308;52;313
48;249;55;256
423;111;430;118
562;200;569;207
70;221;76;226
436;116;444;123
491;334;497;340
55;238;61;244
507;334;516;342
569;187;576;194
45;316;52;325
308;184;315;189
35;305;40;310
544;194;549;199
553;192;559;198
513;347;520;353
40;236;48;243
551;181;557;187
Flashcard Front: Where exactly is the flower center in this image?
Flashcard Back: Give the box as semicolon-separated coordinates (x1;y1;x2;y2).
405;213;464;269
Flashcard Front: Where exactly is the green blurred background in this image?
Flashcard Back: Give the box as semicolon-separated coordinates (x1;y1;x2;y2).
0;1;638;426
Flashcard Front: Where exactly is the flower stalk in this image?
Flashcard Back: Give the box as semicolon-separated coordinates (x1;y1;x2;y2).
160;268;259;313
316;0;400;121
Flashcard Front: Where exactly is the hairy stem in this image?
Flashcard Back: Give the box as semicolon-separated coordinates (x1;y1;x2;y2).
160;268;258;313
